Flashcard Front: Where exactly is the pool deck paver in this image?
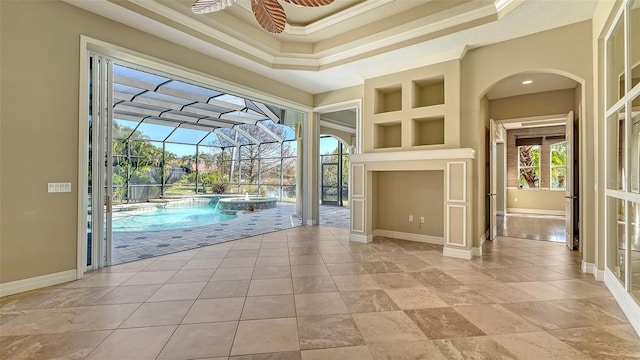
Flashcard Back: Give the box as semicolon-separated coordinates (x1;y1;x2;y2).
111;204;349;265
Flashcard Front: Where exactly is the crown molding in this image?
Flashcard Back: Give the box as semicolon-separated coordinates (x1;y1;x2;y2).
129;0;277;64
238;0;396;36
87;0;500;71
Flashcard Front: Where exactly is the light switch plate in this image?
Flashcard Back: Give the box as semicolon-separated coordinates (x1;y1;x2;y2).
48;182;72;193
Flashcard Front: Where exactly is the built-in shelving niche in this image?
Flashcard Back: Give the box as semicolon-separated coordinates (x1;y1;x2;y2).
374;122;402;149
374;84;402;114
412;76;444;109
412;116;445;146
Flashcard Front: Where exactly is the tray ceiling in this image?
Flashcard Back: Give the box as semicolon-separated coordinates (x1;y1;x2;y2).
65;0;597;94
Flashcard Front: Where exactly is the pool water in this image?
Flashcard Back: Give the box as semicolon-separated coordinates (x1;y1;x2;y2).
112;204;236;232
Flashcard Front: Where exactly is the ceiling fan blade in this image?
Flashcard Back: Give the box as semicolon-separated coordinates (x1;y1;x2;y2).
192;0;237;14
251;0;286;34
282;0;334;7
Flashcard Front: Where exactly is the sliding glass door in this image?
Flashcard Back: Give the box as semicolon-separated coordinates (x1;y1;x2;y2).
87;53;114;270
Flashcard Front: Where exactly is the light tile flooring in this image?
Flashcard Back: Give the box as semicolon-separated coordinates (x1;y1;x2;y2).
2;226;639;359
497;213;567;243
112;204;349;265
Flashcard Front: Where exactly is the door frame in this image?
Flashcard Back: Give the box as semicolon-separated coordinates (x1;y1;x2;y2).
77;36;313;276
488;113;577;248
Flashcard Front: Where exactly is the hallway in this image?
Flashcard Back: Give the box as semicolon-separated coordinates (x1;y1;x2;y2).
1;226;638;359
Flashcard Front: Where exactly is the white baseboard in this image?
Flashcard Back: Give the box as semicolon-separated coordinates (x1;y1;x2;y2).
472;246;483;257
605;269;640;337
507;208;565;216
443;246;473;260
350;233;373;243
372;230;444;245
581;261;605;281
0;270;77;297
480;232;487;247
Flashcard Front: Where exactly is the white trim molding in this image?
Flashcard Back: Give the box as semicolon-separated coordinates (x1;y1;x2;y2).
479;232;487;247
443;246;473;260
581;261;605;281
605;269;640;336
350;148;475;163
472;247;483;257
446;161;467;202
446;204;467;247
350;233;373;244
373;230;444;245
0;270;78;298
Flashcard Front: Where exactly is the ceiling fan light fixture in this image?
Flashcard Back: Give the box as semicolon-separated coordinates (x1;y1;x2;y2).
192;0;334;33
192;0;237;15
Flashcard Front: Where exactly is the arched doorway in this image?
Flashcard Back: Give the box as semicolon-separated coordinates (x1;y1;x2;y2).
482;71;584;251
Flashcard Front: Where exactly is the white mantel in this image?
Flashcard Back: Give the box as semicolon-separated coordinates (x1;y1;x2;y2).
349;148;477;260
350;148;475;163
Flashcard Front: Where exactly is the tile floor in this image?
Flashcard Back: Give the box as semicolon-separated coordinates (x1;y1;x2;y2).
112;204;349;265
2;226;639;359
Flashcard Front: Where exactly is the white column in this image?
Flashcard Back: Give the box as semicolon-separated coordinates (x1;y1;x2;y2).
302;111;319;225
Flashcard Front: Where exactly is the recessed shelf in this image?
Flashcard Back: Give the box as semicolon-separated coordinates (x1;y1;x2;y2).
412;116;444;146
374;122;402;149
374;85;402;114
412;76;444;108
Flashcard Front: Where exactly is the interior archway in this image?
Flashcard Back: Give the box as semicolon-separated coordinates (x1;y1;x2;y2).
481;71;583;251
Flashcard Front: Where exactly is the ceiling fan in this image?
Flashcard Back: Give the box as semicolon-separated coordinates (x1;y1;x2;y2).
192;0;335;34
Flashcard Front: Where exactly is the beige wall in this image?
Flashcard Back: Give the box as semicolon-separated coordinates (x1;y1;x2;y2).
489;88;576;120
314;86;363;108
0;1;313;284
507;188;565;213
375;171;444;237
460;21;593;256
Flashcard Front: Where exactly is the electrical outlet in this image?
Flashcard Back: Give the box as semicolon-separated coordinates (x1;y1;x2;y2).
420;217;425;224
409;215;413;222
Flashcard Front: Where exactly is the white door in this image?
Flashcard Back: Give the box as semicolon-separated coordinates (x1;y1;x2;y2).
490;119;498;240
565;111;574;250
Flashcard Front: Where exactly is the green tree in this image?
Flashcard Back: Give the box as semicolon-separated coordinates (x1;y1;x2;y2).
518;145;540;188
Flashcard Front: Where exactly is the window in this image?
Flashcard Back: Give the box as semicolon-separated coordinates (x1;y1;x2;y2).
518;145;540;188
550;141;567;190
604;0;640;300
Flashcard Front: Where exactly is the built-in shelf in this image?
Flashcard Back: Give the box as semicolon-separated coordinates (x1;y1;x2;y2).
364;60;460;152
374;85;402;114
374;122;402;149
413;76;445;108
412;116;445;146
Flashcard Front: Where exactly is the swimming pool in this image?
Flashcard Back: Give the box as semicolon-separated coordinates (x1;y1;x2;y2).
112;204;236;232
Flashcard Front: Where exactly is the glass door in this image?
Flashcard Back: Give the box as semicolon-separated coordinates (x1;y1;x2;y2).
87;53;114;270
321;162;339;205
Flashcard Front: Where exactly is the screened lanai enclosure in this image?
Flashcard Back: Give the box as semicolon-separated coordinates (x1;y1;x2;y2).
110;65;300;203
88;58;305;267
